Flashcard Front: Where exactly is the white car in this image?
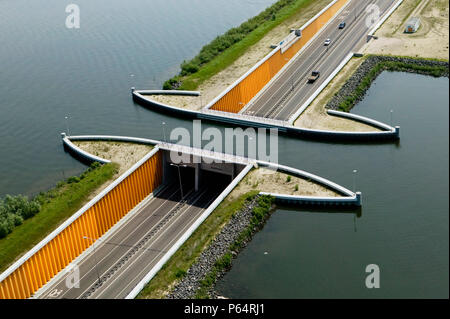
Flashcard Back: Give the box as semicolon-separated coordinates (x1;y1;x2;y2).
324;38;331;46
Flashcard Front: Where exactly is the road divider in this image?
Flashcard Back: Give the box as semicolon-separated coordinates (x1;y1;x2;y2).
288;51;355;124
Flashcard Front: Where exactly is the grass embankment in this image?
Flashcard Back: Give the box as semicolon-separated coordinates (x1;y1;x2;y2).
137;190;260;299
338;56;449;112
0;163;118;272
163;0;315;91
195;195;275;299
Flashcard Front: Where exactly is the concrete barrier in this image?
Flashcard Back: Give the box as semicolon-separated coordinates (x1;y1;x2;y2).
367;0;404;37
327;109;399;133
63;135;361;203
288;52;355;124
62;133;111;164
137;90;200;96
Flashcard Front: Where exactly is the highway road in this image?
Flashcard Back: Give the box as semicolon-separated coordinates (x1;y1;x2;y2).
242;0;395;121
37;178;226;299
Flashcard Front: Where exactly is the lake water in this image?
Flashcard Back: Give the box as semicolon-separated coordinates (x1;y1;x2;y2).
215;72;449;298
0;0;277;196
1;1;448;299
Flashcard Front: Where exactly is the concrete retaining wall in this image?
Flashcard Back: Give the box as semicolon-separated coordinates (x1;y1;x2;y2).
260;192;361;206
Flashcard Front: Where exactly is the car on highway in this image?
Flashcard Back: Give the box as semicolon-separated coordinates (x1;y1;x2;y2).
324;38;331;46
339;22;346;29
307;71;320;83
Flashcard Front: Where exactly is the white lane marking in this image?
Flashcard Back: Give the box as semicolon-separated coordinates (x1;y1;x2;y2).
266;0;374;119
108;189;221;299
244;0;357;116
92;187;213;299
46;184;181;298
72;187;196;299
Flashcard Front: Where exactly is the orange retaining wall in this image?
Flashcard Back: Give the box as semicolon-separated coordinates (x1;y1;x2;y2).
0;151;163;299
210;0;348;113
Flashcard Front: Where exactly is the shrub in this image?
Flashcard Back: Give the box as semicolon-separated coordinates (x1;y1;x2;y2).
67;176;81;184
175;269;186;279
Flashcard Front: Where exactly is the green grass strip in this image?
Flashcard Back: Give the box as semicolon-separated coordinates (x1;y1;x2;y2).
194;195;275;299
0;163;118;272
137;190;260;299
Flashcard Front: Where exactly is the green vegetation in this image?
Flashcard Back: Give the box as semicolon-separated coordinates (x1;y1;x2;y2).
195;195;275;299
295;184;299;191
338;57;449;112
286;175;292;182
0;162;118;272
0;196;41;239
163;0;315;91
137;190;260;299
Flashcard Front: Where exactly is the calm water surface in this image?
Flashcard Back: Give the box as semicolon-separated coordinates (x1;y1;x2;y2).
0;0;277;195
215;72;449;298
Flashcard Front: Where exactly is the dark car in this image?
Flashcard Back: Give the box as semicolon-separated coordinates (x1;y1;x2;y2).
339;22;346;29
308;71;320;83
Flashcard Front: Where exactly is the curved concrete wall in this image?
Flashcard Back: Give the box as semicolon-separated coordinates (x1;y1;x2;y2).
327;110;399;132
64;134;360;204
134;89;399;140
0;128;368;299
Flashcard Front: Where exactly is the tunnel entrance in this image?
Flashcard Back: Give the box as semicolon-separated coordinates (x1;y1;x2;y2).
162;150;245;197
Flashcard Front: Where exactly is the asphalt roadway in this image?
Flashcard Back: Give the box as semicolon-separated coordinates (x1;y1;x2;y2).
242;0;395;121
38;180;225;299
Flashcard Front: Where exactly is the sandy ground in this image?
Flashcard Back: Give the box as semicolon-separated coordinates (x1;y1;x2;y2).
294;56;380;131
73;141;153;175
228;167;340;201
149;94;204;111
150;0;334;109
364;0;449;59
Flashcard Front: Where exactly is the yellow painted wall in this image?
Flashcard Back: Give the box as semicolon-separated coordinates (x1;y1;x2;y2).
0;151;163;299
210;0;348;113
